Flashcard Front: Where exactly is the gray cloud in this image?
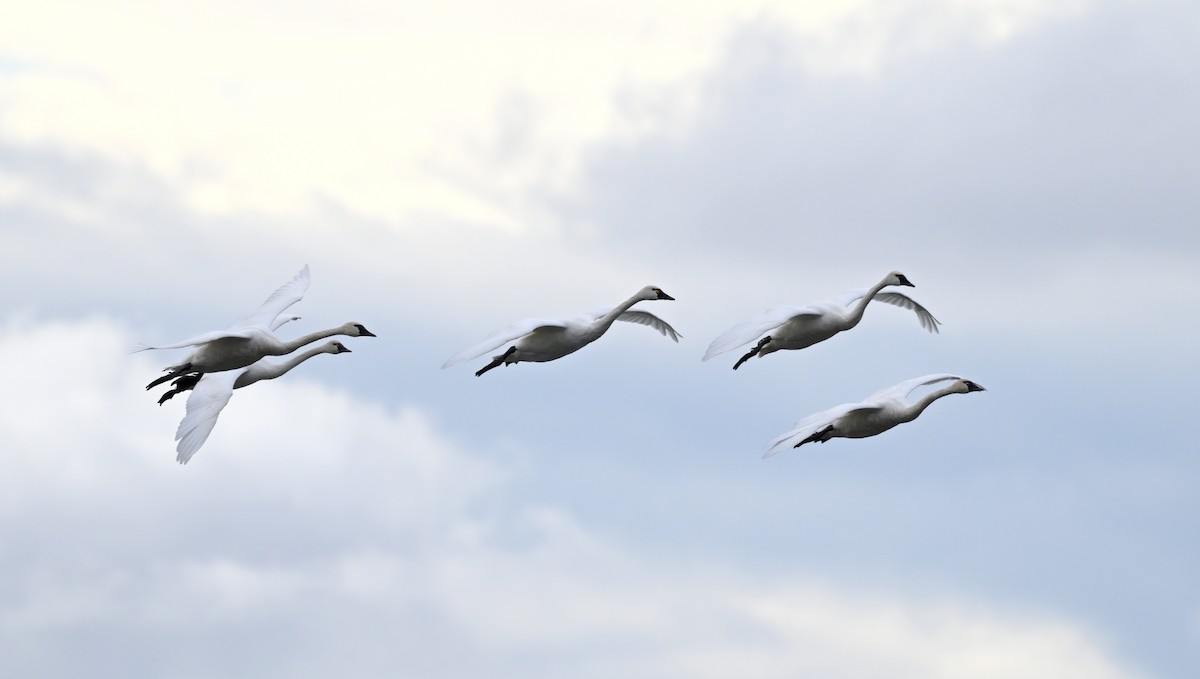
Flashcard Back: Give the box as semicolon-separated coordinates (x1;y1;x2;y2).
2;2;1198;677
0;318;1150;679
560;0;1199;264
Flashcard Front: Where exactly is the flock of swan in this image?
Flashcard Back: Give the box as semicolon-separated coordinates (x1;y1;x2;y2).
140;266;984;464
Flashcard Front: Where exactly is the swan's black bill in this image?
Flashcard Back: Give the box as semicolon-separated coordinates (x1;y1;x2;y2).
654;289;675;300
355;324;377;337
964;380;986;392
897;274;914;287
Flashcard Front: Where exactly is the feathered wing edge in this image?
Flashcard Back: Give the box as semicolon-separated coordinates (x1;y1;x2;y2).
615;310;682;342
761;403;876;458
872;292;941;333
702;306;816;361
837;289;941;333
441;318;567;368
174;370;241;464
233;265;311;329
134;328;259;352
134;266;310;353
864;373;962;404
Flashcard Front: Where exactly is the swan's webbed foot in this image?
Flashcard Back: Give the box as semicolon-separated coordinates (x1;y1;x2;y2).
157;373;202;405
146;363;194;390
795;425;835;448
733;336;771;370
475;346;517;377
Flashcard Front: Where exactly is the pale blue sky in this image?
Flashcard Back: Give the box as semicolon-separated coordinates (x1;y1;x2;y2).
1;1;1196;677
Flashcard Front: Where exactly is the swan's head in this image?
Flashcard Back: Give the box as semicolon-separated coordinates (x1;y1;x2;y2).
341;322;377;337
955;379;986;393
640;286;675;301
886;271;915;287
326;341;352;354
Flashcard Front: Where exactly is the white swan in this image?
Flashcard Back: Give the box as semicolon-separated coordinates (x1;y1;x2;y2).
702;271;940;370
763;374;985;458
138;265;375;389
155;313;302;405
442;285;680;376
174;340;353;464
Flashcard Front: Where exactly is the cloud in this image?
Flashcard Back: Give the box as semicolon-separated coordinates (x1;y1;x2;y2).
0;315;1147;678
0;0;1088;227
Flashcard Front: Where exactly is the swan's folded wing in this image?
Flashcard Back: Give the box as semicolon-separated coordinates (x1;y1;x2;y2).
762;402;875;458
441;317;568;368
135;328;259;352
233;265;311;329
865;374;961;404
174;370;241;464
872;292;942;333
616;310;682;342
702;306;817;361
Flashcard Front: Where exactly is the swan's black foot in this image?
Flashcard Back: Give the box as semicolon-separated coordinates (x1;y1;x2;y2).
145;363;193;390
795;425;835;448
475;346;517;377
733;336;771;370
157;373;202;405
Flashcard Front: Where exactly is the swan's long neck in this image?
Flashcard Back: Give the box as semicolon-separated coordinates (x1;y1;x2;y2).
281;327;347;354
593;293;647;333
846;278;893;327
237;345;332;388
900;384;960;423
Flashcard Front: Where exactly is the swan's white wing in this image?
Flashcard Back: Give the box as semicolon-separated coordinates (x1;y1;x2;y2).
135;328;259;352
865;373;961;404
134;268;307;353
702;306;818;361
233;265;311;329
269;314;301;331
615;310;682;342
872;292;942;333
762;402;880;458
441;317;568;368
835;289;941;333
174;369;242;464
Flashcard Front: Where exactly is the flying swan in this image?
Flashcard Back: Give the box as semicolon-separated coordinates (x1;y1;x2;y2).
762;374;986;458
442;285;680;376
137;265;375;389
174;340;354;463
702;271;940;369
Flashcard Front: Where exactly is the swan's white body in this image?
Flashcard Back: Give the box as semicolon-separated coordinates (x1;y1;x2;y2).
702;272;940;369
174;340;353;463
138;266;374;388
442;285;680;376
763;374;985;458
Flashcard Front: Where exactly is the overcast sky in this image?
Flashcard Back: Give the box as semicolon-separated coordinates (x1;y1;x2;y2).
2;1;1197;677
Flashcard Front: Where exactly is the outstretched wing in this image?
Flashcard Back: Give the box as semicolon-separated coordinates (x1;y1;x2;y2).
615;310;682;342
762;402;881;458
233;265;311;329
864;373;961;404
836;288;941;333
873;292;941;333
134;328;259;352
441;317;568;368
702;306;818;361
135;267;308;353
174;369;242;464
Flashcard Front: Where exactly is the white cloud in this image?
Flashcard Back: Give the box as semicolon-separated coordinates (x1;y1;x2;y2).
0;0;1087;227
0;315;1145;678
